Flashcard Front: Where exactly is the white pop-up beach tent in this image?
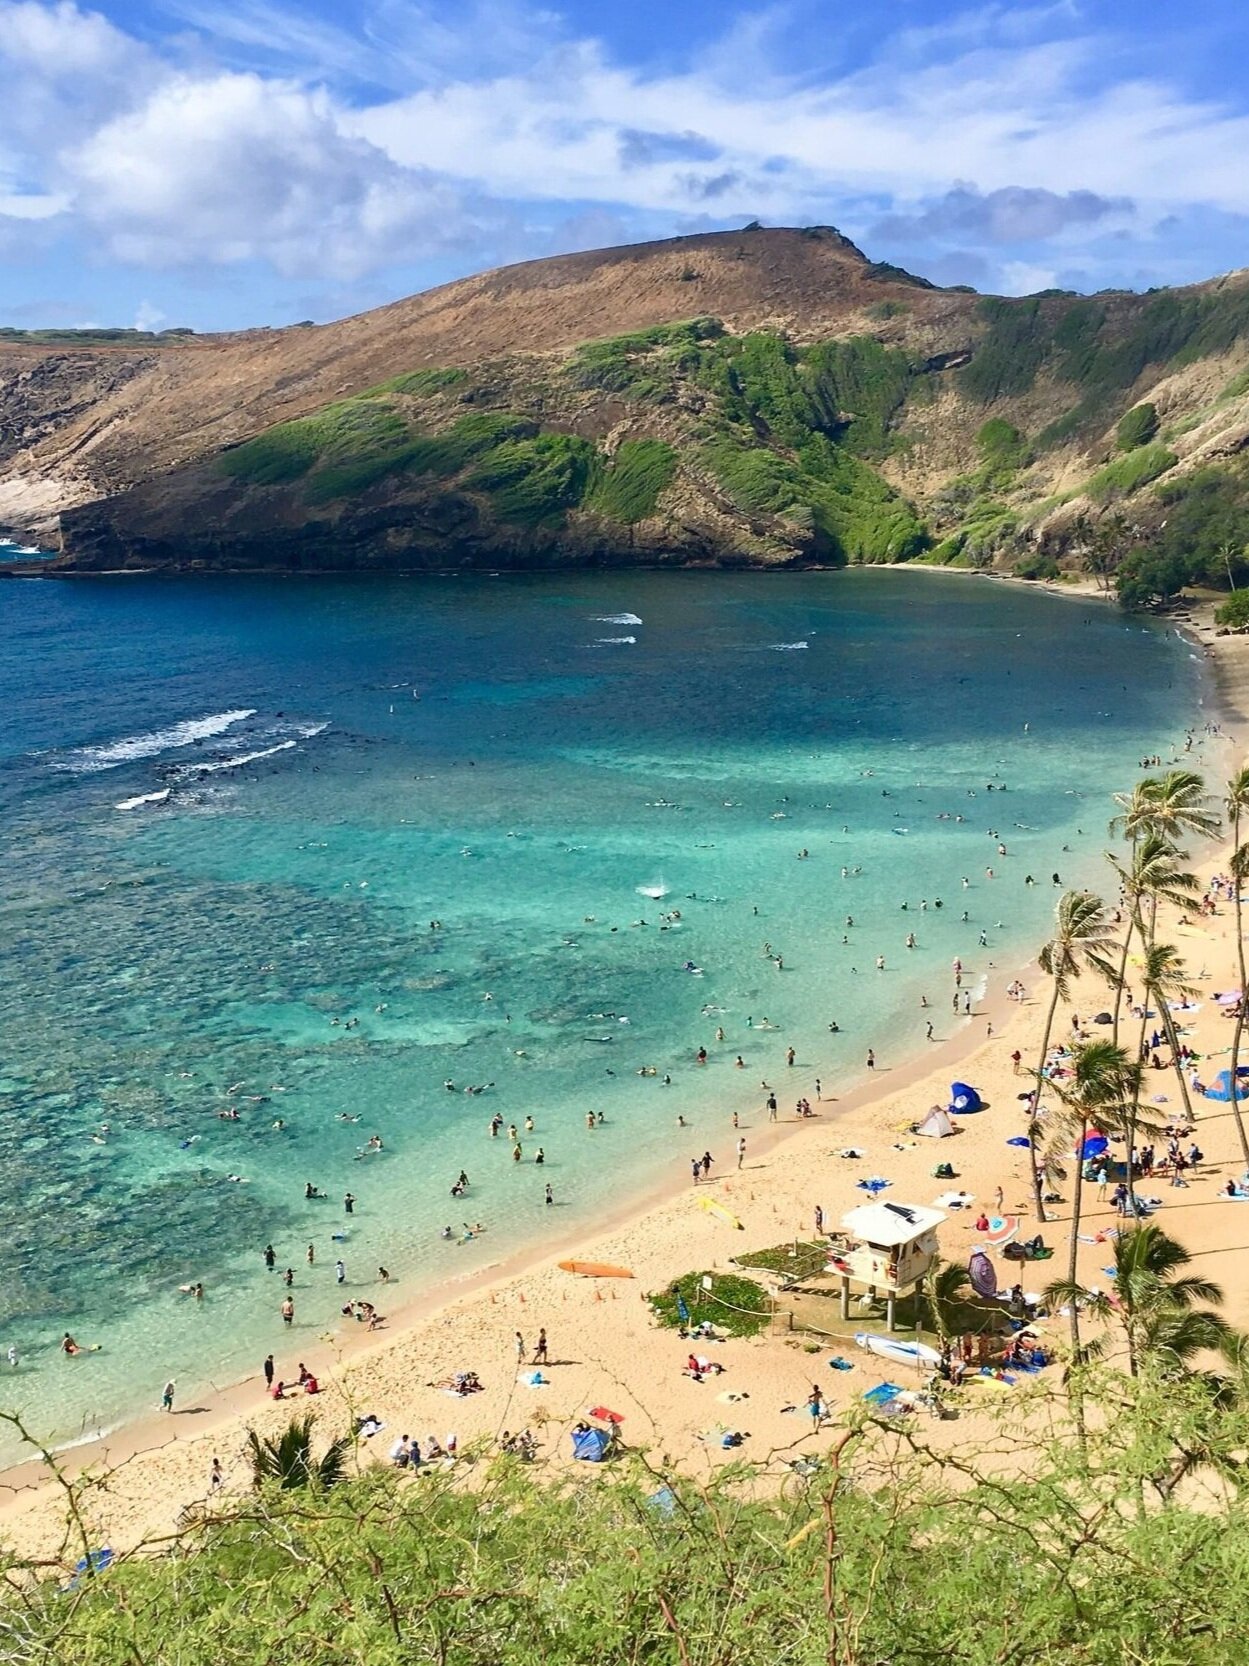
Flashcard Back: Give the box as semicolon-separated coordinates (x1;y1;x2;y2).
914;1106;957;1139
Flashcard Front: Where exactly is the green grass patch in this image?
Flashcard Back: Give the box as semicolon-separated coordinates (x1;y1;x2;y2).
402;411;537;480
466;431;597;527
650;1270;771;1337
584;439;677;522
567;318;724;398
1086;443;1177;502
218;397;409;488
371;367;468;397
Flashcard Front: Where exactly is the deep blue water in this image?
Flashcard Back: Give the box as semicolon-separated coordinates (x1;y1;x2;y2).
0;568;1201;1454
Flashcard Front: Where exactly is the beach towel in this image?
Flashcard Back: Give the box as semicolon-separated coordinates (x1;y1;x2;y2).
934;1190;975;1209
863;1382;903;1406
857;1177;892;1193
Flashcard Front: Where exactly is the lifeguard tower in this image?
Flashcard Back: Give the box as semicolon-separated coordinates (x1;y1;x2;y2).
832;1201;947;1331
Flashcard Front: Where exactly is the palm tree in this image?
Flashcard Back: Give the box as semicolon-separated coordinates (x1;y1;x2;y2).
1027;891;1119;1222
1042;1040;1139;1372
1106;832;1200;1046
1224;769;1249;1171
1109;772;1216;1038
1111;770;1219;848
246;1413;351;1491
917;1258;975;1347
1065;1222;1235;1378
1134;940;1200;1132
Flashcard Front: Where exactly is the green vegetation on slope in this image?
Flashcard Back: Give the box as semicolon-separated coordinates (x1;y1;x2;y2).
701;430;926;561
584;439;678;522
218;398;411;488
961;283;1249;444
466;433;597;527
1086;443;1177;503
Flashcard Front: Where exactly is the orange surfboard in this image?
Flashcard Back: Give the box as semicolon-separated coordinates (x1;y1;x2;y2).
558;1259;634;1278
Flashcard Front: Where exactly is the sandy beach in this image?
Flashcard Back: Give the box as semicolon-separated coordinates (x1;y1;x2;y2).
4;590;1248;1564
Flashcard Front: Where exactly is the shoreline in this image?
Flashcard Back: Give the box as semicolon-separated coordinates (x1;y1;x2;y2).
2;574;1244;1557
0;943;1033;1507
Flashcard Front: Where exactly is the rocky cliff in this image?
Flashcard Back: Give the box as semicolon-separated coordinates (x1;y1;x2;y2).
5;226;1249;596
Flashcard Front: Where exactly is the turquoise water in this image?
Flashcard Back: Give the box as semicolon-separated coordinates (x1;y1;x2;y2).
0;569;1200;1456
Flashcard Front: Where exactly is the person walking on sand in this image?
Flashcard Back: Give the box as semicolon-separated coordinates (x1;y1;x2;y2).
161;1378;175;1413
263;1353;274;1390
209;1456;223;1493
814;1204;824;1236
691;1158;701;1185
534;1328;548;1365
515;1331;525;1363
282;1296;294;1326
736;1136;746;1170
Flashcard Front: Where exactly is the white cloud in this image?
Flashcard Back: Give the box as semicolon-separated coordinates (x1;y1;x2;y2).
0;0;1248;297
66;70;467;276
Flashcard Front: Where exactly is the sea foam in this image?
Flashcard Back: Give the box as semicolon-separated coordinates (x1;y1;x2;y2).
63;709;256;772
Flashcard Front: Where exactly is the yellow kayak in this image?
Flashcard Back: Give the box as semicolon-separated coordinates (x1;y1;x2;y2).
698;1196;744;1230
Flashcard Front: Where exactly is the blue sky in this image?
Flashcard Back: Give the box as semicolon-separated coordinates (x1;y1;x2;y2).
2;0;1248;331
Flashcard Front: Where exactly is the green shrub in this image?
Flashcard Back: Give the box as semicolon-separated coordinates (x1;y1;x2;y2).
585;439;678;522
1216;590;1249;627
1117;403;1160;450
650;1269;771;1336
1086;444;1177;502
1116;547;1191;608
1014;551;1061;580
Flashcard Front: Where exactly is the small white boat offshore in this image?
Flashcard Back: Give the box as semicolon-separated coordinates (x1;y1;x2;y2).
855;1333;943;1370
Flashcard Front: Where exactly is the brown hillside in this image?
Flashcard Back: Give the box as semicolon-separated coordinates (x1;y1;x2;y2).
0;228;947;520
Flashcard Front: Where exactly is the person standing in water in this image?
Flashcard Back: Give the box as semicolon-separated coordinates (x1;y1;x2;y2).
161;1379;175;1413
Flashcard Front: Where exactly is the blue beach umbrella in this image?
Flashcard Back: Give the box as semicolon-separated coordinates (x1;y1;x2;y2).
1079;1133;1109;1160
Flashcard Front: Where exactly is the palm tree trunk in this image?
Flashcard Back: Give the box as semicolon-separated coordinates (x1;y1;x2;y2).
1229;812;1249;1171
1066;1117;1088;1363
1028;979;1064;1223
1110;910;1135;1051
1065;1114;1089;1453
1157;998;1198;1127
1123;1006;1150;1210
